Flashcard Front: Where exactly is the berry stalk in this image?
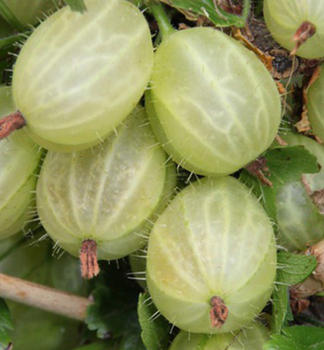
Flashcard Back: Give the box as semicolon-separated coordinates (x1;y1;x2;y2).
0;273;92;320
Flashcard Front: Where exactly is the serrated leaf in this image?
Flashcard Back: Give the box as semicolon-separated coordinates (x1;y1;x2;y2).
65;0;87;13
277;252;317;285
271;284;290;334
240;170;277;222
0;299;12;349
266;146;319;186
264;326;324;350
271;252;317;333
85;261;145;347
118;321;146;350
138;292;170;350
160;0;251;27
240;146;319;224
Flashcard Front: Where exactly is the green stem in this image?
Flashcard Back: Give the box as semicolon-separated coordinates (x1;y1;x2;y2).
254;0;263;17
295;314;324;328
146;0;176;39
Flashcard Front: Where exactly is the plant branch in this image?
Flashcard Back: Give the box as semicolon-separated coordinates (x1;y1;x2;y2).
146;0;176;39
0;273;92;321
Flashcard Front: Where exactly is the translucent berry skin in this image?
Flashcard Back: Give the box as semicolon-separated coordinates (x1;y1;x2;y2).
37;107;176;260
308;65;324;142
12;0;154;152
0;87;42;239
2;0;59;27
146;27;281;176
275;132;324;251
168;322;269;350
146;177;276;334
264;0;324;59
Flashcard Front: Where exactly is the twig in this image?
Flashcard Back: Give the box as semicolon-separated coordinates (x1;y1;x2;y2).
0;273;92;321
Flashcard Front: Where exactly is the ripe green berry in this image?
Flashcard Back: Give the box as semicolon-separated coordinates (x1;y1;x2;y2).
168;322;269;349
146;176;276;334
9;0;153;151
37;106;176;278
264;0;324;59
146;27;281;176
308;65;324;142
275;132;324;251
2;0;59;27
0;87;42;240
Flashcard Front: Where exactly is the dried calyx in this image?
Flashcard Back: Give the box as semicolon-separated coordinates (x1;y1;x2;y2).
210;296;228;329
291;21;316;56
79;240;100;280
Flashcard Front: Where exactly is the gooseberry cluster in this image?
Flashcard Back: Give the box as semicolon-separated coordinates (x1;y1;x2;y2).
1;0;324;348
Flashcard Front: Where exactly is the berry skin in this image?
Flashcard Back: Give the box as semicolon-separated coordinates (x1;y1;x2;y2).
146;176;276;334
264;0;324;59
308;64;324;142
36;106;176;278
275;132;324;251
11;0;154;152
146;27;281;176
3;0;60;27
0;87;42;239
168;321;269;349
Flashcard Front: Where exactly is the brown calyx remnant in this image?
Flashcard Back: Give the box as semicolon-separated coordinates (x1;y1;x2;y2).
291;21;316;57
80;239;100;279
0;110;26;140
210;296;228;329
245;157;273;187
290;239;324;314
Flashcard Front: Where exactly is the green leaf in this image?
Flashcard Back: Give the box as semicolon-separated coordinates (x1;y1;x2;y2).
138;292;170;350
271;252;317;333
160;0;251;27
271;284;290;335
65;0;87;13
85;261;145;348
264;326;324;350
0;0;24;31
0;32;24;50
253;0;263;16
0;299;13;350
71;341;116;350
240;146;319;223
277;252;317;285
240;169;277;223
266;146;319;186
